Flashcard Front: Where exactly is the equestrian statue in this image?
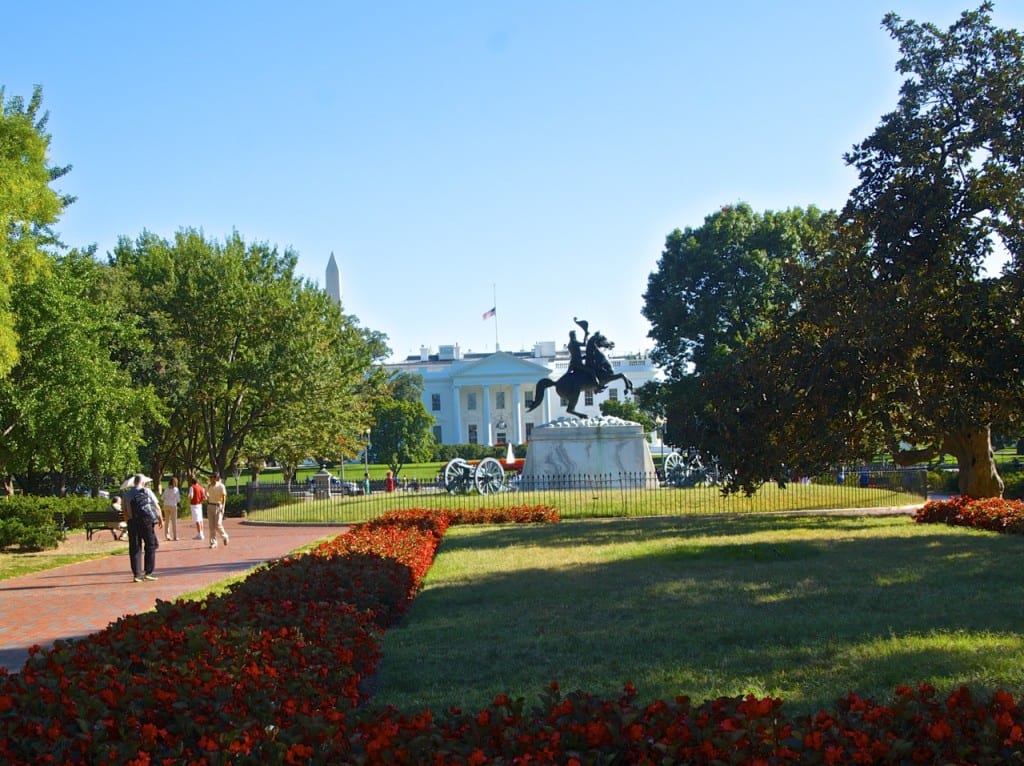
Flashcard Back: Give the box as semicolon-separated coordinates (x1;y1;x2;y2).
527;317;634;419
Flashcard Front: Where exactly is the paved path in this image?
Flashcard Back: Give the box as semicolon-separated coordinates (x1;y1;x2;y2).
0;519;346;674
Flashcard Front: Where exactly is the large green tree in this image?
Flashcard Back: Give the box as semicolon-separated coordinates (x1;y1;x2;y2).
111;229;388;481
643;5;1024;498
830;3;1024;497
368;372;435;478
642;205;833;462
0;85;72;376
0;250;158;494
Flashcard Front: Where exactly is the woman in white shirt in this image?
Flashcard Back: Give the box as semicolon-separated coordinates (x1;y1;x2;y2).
160;477;181;541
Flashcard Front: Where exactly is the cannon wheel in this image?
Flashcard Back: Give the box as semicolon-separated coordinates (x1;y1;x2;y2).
664;450;705;487
663;450;684;478
474;457;506;494
444;457;473;494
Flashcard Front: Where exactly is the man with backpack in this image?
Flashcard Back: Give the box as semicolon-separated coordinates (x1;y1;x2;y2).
124;474;162;582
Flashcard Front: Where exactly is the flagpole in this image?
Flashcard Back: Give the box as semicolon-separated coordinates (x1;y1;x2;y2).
493;283;500;351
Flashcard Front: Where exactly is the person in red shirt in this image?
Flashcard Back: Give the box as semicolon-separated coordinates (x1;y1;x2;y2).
188;476;206;540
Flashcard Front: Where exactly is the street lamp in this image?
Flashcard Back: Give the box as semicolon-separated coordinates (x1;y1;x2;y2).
363;428;371;494
655;417;666;461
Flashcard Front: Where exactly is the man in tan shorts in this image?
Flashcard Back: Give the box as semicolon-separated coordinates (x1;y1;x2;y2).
205;472;229;548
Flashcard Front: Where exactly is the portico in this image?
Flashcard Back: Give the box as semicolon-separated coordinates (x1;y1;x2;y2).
446;353;551;445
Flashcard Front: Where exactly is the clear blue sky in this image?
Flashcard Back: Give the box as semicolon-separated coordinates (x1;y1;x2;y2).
5;2;1021;362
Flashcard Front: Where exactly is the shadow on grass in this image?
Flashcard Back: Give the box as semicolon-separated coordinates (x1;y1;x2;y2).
432;513;914;553
374;515;1024;716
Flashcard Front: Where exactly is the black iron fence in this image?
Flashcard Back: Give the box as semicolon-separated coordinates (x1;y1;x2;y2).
240;467;929;525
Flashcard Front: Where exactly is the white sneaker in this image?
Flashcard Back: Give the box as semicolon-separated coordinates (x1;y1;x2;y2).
210;541;217;549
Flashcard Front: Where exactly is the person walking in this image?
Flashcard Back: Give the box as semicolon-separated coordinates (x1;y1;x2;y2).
125;474;162;582
160;476;180;541
188;476;206;540
205;472;229;548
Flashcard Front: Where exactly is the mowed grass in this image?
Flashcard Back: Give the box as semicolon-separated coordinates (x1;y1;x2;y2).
0;551;123;580
249;483;921;524
373;514;1024;717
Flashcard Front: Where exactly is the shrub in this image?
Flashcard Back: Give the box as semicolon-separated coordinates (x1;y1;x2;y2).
1003;468;1024;500
224;491;248;517
431;443;520;462
914;495;1024;534
0;496;108;550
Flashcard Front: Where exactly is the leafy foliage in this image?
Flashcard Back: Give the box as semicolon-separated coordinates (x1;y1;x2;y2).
0;86;72;377
109;229;388;481
0;251;158;494
643;205;834;486
643;6;1024;497
599;398;655;433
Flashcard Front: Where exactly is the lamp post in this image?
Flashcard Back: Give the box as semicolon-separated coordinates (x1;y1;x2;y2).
363;428;371;494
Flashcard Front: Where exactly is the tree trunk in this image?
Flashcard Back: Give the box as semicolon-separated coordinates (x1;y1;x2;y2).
150;458;166;494
945;427;1004;498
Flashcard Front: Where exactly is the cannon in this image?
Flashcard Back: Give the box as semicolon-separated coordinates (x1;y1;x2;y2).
443;457;508;495
662;449;725;488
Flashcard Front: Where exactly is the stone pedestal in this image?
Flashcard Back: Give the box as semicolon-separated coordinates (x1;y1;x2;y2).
520;416;658;490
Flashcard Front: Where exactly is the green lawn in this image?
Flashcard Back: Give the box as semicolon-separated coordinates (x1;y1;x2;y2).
0;549;127;580
372;514;1024;717
246;483;922;524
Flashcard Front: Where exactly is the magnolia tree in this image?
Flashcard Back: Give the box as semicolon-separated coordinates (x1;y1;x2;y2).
644;5;1024;498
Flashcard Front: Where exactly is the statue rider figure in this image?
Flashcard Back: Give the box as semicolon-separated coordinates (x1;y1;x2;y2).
568;318;604;392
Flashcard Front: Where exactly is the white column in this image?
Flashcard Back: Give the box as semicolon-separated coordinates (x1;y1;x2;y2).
452;385;462;444
512;383;522;445
482;385;492;446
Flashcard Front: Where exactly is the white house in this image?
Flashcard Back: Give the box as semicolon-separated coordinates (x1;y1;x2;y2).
384;341;660;446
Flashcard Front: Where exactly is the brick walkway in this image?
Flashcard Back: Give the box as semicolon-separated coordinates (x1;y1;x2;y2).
0;519;346;673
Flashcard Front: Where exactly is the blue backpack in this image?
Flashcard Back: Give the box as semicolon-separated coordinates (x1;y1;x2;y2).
129;489;159;523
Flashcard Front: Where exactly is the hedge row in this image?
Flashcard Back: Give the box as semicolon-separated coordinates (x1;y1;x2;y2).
0;496;110;551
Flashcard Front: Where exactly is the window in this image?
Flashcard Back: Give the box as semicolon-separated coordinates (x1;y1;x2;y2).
432;425;442;442
608;388;618;401
496;430;507;445
495;391;506;409
560;397;568;407
468;424;478;444
431;393;441;411
584;391;594;406
525;391;534;408
525;423;534;439
467;392;477;410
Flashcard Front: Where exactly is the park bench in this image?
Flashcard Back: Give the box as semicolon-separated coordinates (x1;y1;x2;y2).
83;510;128;541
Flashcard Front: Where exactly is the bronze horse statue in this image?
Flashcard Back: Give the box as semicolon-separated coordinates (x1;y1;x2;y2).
527;331;634;419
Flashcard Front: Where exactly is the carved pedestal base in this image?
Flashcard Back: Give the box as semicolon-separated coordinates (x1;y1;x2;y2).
520;416;658;490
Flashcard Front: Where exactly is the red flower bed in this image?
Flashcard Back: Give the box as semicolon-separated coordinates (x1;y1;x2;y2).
1;504;1022;763
914;496;1024;534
